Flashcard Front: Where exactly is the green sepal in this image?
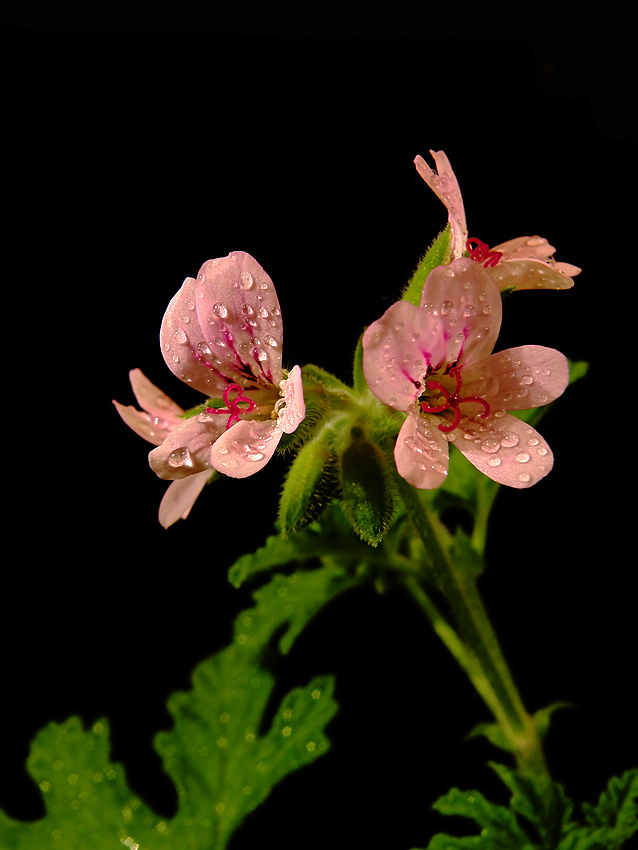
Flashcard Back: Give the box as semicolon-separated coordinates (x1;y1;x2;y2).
278;428;340;536
352;332;367;394
402;225;452;306
339;426;396;547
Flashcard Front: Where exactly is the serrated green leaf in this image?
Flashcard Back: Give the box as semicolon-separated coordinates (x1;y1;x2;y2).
489;761;574;848
424;786;534;850
0;568;346;850
580;769;638;848
402;226;453;306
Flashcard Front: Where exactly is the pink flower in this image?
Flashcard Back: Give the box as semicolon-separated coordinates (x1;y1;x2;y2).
362;258;569;489
414;150;581;291
113;368;213;528
149;251;305;481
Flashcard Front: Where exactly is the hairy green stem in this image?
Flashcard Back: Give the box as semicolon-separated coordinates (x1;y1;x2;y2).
397;478;549;780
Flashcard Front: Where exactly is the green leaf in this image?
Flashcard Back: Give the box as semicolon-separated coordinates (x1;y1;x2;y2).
424;786;534;850
402;226;452;305
339;426;396;546
0;569;344;850
417;766;638;850
577;769;638;849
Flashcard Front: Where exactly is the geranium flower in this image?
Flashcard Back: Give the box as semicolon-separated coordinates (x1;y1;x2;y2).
149;251;305;481
113;368;213;527
414;150;581;291
362;258;569;489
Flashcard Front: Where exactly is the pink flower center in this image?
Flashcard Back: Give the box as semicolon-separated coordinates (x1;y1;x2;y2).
466;237;503;268
420;367;491;433
205;383;257;430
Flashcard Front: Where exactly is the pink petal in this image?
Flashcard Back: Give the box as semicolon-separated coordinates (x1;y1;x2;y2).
158;471;212;528
414;151;467;259
160;252;284;397
493;236;581;280
149;413;228;480
210;418;283;478
113;369;184;445
278;364;305;434
493;235;557;263
113;399;172;446
420;259;502;368
394;413;450;489
362;300;447;411
461;346;569;411
452;412;553;488
129;368;184;421
488;258;576;291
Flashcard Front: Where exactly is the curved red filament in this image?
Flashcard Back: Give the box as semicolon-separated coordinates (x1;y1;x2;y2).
420;367;490;433
467;237;503;268
205;383;256;429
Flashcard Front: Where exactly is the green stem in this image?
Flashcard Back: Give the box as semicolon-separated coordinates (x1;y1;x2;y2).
397;478;549;780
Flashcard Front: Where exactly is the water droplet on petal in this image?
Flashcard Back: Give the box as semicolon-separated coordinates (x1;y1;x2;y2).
488;457;501;467
168;447;193;468
240;272;254;290
441;300;453;315
520;375;534;385
516;452;530;463
518;471;532;483
175;327;188;344
213;303;228;318
481;438;501;454
500;432;519;448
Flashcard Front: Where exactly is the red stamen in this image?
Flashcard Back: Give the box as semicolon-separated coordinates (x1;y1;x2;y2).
466;237;503;268
420;367;490;433
204;383;256;430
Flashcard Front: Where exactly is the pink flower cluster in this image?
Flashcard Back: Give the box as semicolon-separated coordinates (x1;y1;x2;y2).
363;257;569;489
414;150;581;291
114;252;305;526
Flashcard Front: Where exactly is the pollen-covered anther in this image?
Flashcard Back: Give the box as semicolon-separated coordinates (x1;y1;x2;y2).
466;237;503;268
420;367;490;433
205;383;257;429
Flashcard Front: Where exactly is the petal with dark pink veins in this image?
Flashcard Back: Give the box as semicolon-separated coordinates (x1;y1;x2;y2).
420;259;502;368
160;252;284;397
362;301;446;412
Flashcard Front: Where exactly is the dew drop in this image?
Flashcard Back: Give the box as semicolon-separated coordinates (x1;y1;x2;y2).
264;335;278;348
537;447;548;457
440;300;453;315
240;272;254;290
487;457;501;467
516;452;530;463
258;307;269;318
175;327;188;344
168;447;193;468
481;438;501;454
520;375;534;385
213;303;228;318
500;431;519;448
518;472;532;483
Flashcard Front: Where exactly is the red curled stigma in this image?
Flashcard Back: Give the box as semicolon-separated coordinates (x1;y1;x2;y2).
205;383;257;429
466;237;503;268
420;367;491;432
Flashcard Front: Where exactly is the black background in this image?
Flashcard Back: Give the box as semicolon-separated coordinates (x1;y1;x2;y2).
1;30;636;849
